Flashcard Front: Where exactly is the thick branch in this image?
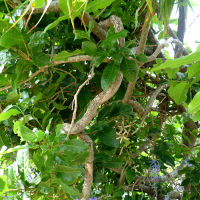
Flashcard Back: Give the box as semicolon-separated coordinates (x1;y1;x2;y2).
63;15;124;135
63;72;123;134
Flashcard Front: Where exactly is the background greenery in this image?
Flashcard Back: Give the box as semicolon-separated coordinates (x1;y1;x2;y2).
0;0;199;199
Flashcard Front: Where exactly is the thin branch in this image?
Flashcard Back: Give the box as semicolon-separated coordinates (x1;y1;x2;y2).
67;65;95;138
122;9;152;104
78;134;94;200
131;83;169;135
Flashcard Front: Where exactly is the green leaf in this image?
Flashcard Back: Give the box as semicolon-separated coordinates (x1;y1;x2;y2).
82;41;97;56
86;0;116;13
97;126;120;148
192;110;200;122
0;74;8;87
56;164;81;185
100;28;128;49
0;108;20;122
32;52;50;67
28;31;48;47
75;30;90;40
168;82;190;105
126;169;135;184
35;0;45;8
13;121;45;142
16;148;29;181
101;62;120;90
55;165;80;173
188;91;200;114
102;157;123;168
0;27;23;48
0;175;8;194
120;58;137;82
53;49;83;61
53;102;68;110
0;144;36;155
151;51;200;72
187;61;200;79
58;139;89;164
58;179;81;197
165;67;179;79
136;53;147;63
161;153;175;166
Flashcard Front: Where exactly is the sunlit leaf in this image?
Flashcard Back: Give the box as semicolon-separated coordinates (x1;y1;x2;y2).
0;109;20;122
188;91;200;114
168;82;190;105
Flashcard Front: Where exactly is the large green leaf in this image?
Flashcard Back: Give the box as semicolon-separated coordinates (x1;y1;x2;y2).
58;179;81;197
56;167;81;185
28;31;49;51
82;41;97;56
151;51;200;71
35;0;45;8
32;52;50;67
0;175;8;195
58;139;89;164
188;91;200;114
100;28;128;49
120;58;137;82
192;110;200;122
101;62;120;90
187;61;200;79
16;148;29;181
102;157;123;168
0;109;20;122
86;0;116;13
0;26;23;48
13;121;45;142
97;126;120;148
168;82;190;105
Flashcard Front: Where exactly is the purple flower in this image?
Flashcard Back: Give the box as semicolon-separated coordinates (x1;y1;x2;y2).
75;197;98;200
149;159;160;181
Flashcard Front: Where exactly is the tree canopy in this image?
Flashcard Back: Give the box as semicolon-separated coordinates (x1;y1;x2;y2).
0;0;200;199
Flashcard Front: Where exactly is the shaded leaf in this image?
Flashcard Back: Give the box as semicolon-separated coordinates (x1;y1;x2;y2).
101;62;120;90
120;58;137;82
97;126;120;148
58;179;81;197
53;49;83;61
82;41;97;56
0;27;23;48
32;52;50;67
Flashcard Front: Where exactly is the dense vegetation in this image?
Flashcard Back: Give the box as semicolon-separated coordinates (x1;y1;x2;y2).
0;0;199;199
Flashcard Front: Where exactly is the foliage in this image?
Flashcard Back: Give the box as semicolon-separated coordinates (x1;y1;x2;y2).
0;0;199;200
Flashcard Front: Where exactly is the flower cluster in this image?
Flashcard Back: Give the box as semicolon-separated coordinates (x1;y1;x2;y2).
75;197;98;200
149;159;160;181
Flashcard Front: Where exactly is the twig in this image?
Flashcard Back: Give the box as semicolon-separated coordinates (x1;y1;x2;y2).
131;83;169;135
66;65;95;139
122;9;152;104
